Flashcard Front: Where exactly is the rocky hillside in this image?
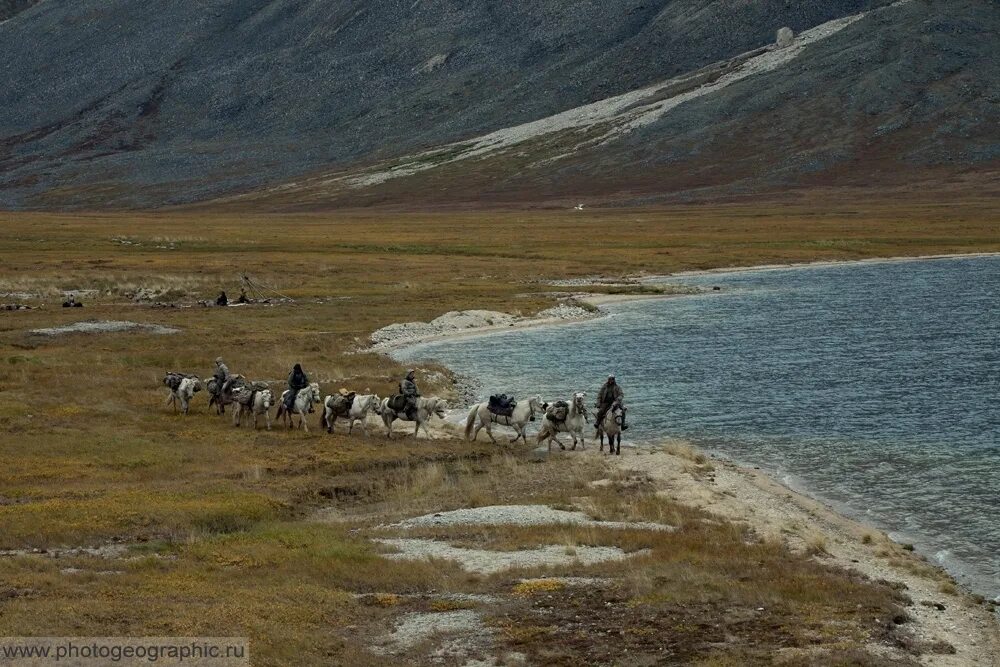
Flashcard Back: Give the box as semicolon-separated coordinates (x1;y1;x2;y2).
1;0;997;209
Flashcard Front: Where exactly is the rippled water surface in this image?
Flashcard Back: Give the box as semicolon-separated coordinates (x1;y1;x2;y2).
396;256;1000;598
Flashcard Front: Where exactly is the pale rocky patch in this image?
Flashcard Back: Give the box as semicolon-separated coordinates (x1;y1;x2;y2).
376;537;647;575
388;504;673;532
31;320;179;336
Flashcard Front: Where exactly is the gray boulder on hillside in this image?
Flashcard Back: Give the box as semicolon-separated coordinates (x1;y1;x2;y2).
776;27;795;48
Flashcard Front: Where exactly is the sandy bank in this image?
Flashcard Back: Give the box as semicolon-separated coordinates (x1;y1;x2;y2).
609;445;1000;666
661;251;1000;279
367;304;597;352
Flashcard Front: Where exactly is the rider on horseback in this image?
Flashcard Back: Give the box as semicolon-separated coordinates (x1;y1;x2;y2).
400;370;419;419
285;363;310;412
212;357;231;397
595;375;626;434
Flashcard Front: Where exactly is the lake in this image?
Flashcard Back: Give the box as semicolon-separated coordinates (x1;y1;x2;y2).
395;255;1000;600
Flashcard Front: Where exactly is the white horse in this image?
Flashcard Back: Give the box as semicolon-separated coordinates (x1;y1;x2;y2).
165;375;202;415
322;393;382;435
464;396;546;444
232;387;274;431
276;383;322;431
379;396;448;439
537;392;590;452
597;401;625;456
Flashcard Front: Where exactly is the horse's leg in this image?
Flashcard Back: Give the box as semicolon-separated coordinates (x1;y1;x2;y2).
553;432;566;450
301;409;310;433
484;422;497;445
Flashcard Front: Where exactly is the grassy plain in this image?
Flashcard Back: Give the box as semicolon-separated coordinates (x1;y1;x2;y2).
0;201;997;664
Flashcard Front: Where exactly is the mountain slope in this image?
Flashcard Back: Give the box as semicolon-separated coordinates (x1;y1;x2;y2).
1;0;996;209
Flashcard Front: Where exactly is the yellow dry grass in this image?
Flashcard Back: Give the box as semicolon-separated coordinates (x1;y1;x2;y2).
1;200;994;664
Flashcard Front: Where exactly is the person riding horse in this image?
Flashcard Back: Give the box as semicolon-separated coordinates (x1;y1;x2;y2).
285;363;311;412
399;370;419;419
595;375;626;434
213;357;231;397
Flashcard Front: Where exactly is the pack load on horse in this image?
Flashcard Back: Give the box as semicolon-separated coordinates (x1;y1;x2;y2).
487;394;517;417
595;375;626;435
466;395;546;445
321;388;356;431
537;392;590;452
231;382;274;430
322;390;382;435
234;381;270;407
163;371;195;393
163;371;202;415
546;400;570;423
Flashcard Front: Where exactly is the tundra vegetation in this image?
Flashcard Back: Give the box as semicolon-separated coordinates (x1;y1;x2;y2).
1;201;997;664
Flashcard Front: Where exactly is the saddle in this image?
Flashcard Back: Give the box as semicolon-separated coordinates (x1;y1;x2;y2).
488;394;516;417
546;400;569;423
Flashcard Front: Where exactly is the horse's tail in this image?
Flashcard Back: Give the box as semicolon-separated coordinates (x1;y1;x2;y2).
464;404;478;440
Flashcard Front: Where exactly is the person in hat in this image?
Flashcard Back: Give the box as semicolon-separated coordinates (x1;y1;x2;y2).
399;370;419;418
212;357;231;396
595;374;625;434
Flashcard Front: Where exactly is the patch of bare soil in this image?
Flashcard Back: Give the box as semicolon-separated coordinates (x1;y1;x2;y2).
489;582;918;666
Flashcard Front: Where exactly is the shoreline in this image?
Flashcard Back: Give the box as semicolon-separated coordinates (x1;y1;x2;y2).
656;251;1000;279
608;444;1000;666
374;251;1000;353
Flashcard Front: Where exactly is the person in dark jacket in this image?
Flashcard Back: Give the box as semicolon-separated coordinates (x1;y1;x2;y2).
399;369;419;418
285;363;310;411
595;375;625;433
